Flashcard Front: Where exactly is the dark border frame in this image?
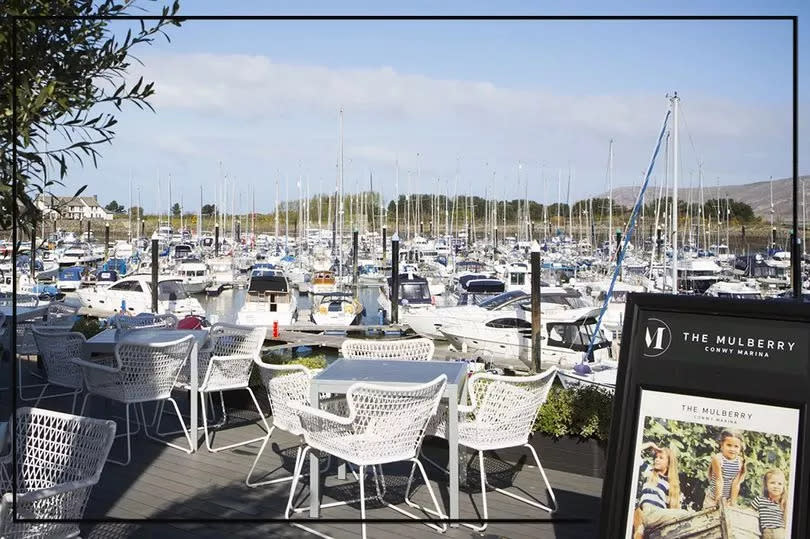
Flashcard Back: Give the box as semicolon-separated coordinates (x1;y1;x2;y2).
8;12;799;532
600;293;810;538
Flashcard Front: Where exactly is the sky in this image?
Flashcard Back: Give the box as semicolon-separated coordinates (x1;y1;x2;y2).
46;0;808;214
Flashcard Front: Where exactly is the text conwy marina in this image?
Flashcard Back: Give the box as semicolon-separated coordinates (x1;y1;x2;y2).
682;332;796;358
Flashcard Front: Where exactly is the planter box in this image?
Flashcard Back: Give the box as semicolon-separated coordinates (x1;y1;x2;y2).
495;434;607;479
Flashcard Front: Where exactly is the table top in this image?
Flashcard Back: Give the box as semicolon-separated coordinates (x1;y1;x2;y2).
314;358;467;388
0;305;49;320
85;328;209;353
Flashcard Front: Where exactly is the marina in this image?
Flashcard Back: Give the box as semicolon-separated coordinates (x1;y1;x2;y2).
1;6;806;539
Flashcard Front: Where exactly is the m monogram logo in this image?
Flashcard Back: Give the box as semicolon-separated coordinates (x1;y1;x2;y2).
642;318;671;357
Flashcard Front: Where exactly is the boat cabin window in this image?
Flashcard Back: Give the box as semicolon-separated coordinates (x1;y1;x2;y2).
485;317;532;329
158;281;189;301
546;318;609;350
109;280;143;292
510;272;526;286
479;290;528;310
597;290;629;303
400;282;430;302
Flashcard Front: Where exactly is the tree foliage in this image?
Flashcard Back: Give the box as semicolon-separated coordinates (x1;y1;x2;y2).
104;199;125;213
1;0;182;230
171;202;180;217
201;203;215;216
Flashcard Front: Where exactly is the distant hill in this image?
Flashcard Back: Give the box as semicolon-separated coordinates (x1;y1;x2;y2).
598;175;810;221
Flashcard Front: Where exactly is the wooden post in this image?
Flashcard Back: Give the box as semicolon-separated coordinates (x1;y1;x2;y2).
382;224;387;261
214;223;220;256
391;234;400;324
140;219;145;237
530;242;542;373
352;230;359;292
104;223;110;259
86;219;91;242
236;220;241;243
151;238;159;313
30;226;36;277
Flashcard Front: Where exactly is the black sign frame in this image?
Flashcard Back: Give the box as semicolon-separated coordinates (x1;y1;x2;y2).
600;293;810;538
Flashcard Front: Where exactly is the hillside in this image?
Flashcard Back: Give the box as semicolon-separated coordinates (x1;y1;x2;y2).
598;175;810;221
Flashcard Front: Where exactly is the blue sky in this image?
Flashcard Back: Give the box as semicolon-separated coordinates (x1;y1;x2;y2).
54;1;807;214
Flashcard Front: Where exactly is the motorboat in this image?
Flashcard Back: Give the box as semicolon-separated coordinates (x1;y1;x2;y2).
56;266;85;292
175;257;211;294
704;280;763;300
310;292;364;326
403;286;589;341
77;274;204;317
235;268;298;327
377;272;434;321
311;270;337;295
439;306;613;373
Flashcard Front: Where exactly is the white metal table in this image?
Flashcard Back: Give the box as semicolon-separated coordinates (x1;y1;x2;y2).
308;358;468;522
85;328;209;452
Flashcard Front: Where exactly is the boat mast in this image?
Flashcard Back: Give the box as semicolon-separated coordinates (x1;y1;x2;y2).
338;107;344;278
608;139;614;251
671;92;679;294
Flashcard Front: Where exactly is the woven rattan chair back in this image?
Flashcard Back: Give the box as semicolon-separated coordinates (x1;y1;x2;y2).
31;330;86;390
0;407;116;538
466;367;557;448
340;337;434;361
102;335;194;403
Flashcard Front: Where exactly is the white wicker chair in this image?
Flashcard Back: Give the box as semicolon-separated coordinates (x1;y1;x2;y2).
73;335;195;466
246;360;340;488
0;407;116;539
171;323;269;453
113;312;178;330
419;367;559;532
286;375;448;539
16;325;71;404
44;302;79;327
340;337;435;361
30;330;86;413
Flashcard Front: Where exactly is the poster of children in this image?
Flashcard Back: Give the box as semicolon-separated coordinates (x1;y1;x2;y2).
626;390;799;539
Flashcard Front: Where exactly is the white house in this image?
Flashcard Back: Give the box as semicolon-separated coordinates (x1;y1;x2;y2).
36;194;114;221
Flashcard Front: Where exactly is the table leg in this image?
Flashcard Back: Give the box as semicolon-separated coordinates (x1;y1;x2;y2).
448;384;459;525
189;342;198;452
309;383;320;518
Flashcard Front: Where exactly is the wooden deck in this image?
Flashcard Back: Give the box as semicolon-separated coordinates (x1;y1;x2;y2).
4;359;603;539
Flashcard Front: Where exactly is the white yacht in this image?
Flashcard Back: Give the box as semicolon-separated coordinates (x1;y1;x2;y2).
704;280;763;299
235;268;298;327
57;243;102;267
175;257;211;294
310;292;364;326
439;307;612;373
403;287;589;341
77;274;204;317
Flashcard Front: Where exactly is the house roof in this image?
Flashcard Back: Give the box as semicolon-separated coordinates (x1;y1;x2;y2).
37;194;106;209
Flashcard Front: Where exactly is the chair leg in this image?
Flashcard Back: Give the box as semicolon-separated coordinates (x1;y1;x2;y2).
469;450;489;532
285;445;311;519
246;426;297;487
141;399;194;454
391;458;447;533
486;443;558;513
358;464;367;539
107;403;133;466
201;388;269;453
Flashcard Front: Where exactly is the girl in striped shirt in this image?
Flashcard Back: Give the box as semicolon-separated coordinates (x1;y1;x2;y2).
703;429;747;508
751;468;788;539
632;442;689;539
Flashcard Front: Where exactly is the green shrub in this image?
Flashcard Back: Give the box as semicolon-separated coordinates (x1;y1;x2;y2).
251;351;328;387
71;317;104;339
533;384;613;443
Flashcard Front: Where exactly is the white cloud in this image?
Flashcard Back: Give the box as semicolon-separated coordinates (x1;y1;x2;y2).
130;52;786;142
